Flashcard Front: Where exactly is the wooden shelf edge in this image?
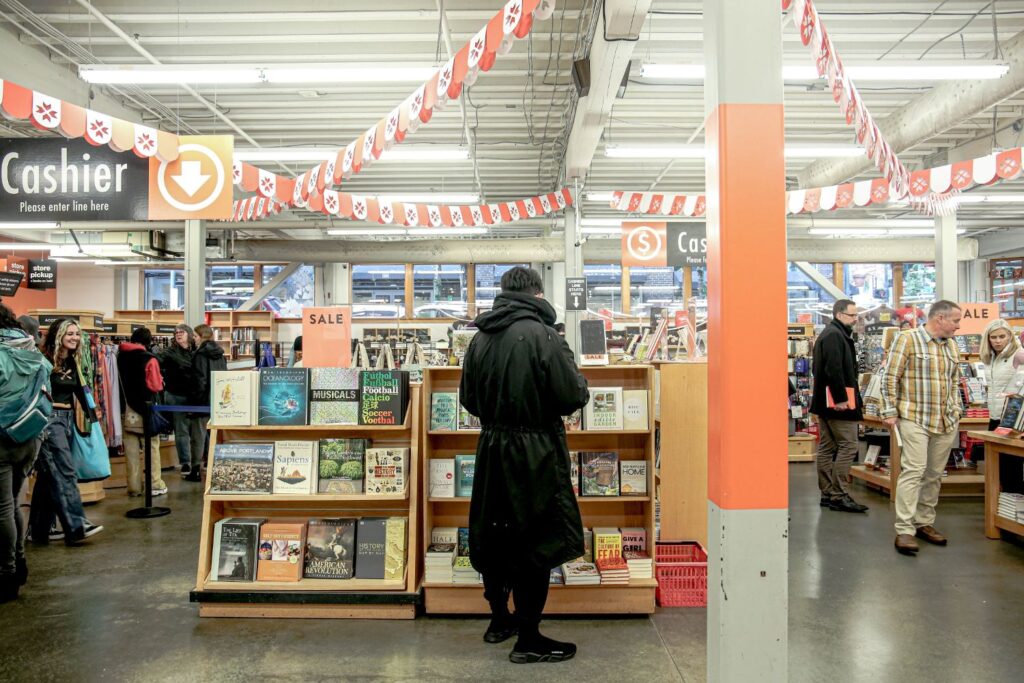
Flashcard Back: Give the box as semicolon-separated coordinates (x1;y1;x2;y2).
210;422;410;432
208;493;409;502
427;496;651;503
994;515;1024;537
199;578;407;592
422;578;658;589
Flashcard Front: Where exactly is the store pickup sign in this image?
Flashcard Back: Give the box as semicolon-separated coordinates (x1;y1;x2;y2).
621;221;707;267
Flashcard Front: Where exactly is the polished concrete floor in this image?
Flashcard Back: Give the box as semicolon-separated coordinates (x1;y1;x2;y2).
2;465;1023;682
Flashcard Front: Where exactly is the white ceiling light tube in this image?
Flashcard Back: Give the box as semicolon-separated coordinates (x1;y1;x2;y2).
79;64;437;85
406;227;488;236
49;244;136;258
326;228;407;236
0;222;59;230
233;147;470;162
640;61;1009;82
956;193;1024;204
581;227;624;235
807;228;966;237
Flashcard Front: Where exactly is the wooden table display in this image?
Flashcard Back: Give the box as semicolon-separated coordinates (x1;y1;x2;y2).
966;431;1024;541
189;386;422;619
421;366;658;615
849;415;987;500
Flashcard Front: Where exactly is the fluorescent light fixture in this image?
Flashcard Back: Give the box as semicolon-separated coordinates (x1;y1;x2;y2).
581;227;624;235
605;145;860;159
641;61;1009;82
378;193;480;204
584;192;616;202
233;147;470;162
0;222;59;230
580;218;627;227
79;64;436;85
807;227;966;237
49;244;136;258
406;227;487;236
956;193;1024;204
784;146;863;159
0;243;52;250
326;228;407;236
379;148;470;161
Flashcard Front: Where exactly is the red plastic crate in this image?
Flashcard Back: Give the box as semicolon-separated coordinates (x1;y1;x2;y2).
655;541;707;607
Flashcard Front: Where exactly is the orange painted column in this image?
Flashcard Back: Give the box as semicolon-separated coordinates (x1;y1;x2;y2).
703;1;788;680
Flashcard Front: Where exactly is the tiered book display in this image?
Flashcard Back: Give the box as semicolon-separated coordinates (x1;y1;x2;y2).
190;371;421;619
421;365;658;615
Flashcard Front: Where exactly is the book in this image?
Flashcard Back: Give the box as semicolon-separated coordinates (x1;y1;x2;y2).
430;392;459;431
579;319;609;366
593;527;623;562
272;440;317;495
384;517;408;581
620;527;647;554
582;527;593;563
303;518;356;579
584;387;624;430
597;556;630;584
256;521;306;582
211;518;263;582
364;447;408;495
620;460;648;496
457;403;481;431
864;444;881;467
580;451;620;496
457;527;470;557
358;370;409;426
355;517;388;580
452;329;477;358
623;551;653;579
998;395;1024;432
622;390;649;430
455;454;475;497
210;371;256;426
561;561;601;585
826;386;857;410
257;368;310;426
569;451;580;496
549;567;565;585
425;543;456;584
429;458;456;498
210;443;274;494
563;408;583;431
431;526;458;545
317;438;367;494
453;556;481;584
309;368;360;425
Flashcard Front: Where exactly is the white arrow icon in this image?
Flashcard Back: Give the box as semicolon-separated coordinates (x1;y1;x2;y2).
573;296;580;308
171;160;210;197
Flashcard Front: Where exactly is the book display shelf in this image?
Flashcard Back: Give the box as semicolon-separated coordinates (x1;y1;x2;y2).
189;385;422;619
421;365;658;615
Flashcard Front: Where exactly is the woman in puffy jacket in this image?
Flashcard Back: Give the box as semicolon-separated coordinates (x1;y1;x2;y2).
982;318;1023;431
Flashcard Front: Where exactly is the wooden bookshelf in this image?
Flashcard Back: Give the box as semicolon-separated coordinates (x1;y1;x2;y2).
420;365;657;615
190;385;423;619
966;430;1024;542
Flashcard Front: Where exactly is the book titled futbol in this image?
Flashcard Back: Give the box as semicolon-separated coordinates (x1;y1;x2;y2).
258;368;310;426
358;370;410;426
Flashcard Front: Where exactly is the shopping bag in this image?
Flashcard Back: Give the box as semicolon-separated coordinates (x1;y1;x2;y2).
72;420;111;482
402;342;426;383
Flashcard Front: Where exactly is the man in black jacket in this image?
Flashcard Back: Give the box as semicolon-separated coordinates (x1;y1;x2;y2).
460;267;589;664
189;324;227;481
810;299;868;513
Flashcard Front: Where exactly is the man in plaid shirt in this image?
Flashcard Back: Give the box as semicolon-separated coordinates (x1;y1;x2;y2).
878;300;963;556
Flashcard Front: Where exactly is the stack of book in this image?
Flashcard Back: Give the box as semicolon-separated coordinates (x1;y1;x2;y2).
424;543;457;583
997;492;1024;523
596;556;630;584
623;551;653;579
453;556;482;584
561;561;601;585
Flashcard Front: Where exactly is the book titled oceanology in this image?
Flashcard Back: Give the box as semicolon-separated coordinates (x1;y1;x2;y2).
310;368;360;425
211;443;274;494
317;438;367;494
258;368;310;426
304;518;356;579
358;370;409;426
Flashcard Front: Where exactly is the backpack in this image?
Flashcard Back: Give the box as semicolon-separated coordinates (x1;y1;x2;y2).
0;344;54;443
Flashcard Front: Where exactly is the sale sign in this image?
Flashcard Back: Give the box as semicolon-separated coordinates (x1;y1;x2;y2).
621;221;667;267
302;306;352;368
956;302;999;335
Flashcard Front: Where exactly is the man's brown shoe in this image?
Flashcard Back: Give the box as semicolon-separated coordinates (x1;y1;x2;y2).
915;525;948;546
895;534;919;555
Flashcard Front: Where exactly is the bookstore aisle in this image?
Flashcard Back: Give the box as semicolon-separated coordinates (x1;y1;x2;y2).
3;467;1023;682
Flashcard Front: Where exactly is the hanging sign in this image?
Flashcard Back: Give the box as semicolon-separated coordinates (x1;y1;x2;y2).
27;259;57;290
5;257;28;289
957;302;998;335
148;135;233;220
302;306;353;368
667;222;707;267
38;313;76;327
621;221;667;267
0;271;22;296
565;277;587;311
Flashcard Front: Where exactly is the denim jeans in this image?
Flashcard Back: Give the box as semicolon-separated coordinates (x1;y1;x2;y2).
0;438;38;576
164;392;206;468
30;409;87;540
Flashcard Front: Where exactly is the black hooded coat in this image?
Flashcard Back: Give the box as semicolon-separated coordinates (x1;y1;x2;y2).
459;292;590;574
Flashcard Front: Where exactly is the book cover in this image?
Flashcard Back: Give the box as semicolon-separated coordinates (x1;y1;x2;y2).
272;440;317;495
303;518;356;579
999;395;1023;430
358;370;409;426
452;329;477;358
211;518;262;582
430;392;459;431
457;403;481;431
429;459;456;498
384;517;408;581
569;451;580;496
579;319;609;366
584;387;624;430
620;460;648;496
583;527;593;562
256;521;306;582
622;389;649;430
549;567;565;585
580;452;620;496
310;368;360;425
365;447;408;495
211;371;255;426
355;517;387;579
561;561;600;583
620;527;647;554
563;408;583;431
258;368;310;426
210;443;274;494
455;454;475;497
457;527;470;557
317;438;367;494
593;527;622;561
431;526;458;545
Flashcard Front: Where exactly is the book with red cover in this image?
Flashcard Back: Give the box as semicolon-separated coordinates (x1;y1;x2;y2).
826;387;856;409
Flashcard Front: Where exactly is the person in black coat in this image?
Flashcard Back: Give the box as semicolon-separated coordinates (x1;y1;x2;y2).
159;324;205;477
810;299;868;513
189;324;227;482
460;267;589;665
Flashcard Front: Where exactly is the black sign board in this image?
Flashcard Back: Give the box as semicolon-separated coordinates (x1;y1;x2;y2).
565;277;587;311
27;259;57;290
667;222;707;267
0;271;23;296
0;137;149;221
131;323;146;332
93;316;104;328
97;321;117;333
38;314;78;328
155;324;177;335
787;325;809;336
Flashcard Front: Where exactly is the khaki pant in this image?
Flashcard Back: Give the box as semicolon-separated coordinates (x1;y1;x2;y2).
894;419;958;536
123;407;167;496
815;416;858;499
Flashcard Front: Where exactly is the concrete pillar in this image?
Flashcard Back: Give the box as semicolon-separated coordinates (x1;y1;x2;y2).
704;1;788;681
548;262;566;320
563;204;583;357
935;213;958;301
184;219;207;327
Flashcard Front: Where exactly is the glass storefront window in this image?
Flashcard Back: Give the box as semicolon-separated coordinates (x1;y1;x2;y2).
144;269;184;310
474;264;527;314
901;263;936;310
844;263;893;310
205;265;254;311
991;259;1024;317
260;264;314;318
629;266;684;319
585;264;623;314
351;264;406;318
691;266;707;301
787;263;836;323
413;264;468;319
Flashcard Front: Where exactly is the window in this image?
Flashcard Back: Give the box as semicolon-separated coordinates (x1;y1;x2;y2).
901;263;936;309
844;263;893;310
351;264;406;318
144;269;184;310
584;264;623;314
629;266;684;319
787;262;836;323
992;258;1024;317
474;263;526;313
260;264;315;318
206;265;255;311
413;264;468;319
691;266;707;301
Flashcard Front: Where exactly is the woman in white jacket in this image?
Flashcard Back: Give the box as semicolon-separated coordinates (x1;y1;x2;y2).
982;319;1023;430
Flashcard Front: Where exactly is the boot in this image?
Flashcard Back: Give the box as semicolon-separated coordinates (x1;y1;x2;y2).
15;558;27;586
484;613;518;644
0;575;19;603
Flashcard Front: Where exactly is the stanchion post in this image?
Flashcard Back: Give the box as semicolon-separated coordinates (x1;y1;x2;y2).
126;401;171;519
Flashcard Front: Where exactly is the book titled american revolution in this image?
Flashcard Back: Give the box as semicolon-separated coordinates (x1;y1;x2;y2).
310;368;360;425
317;438;367;494
304;518;356;579
210;371;256;426
258;368;309;426
358;370;409;426
211;518;263;582
210;443;274;494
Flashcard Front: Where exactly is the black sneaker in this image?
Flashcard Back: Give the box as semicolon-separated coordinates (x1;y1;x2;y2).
819;497;832;507
484;615;518;644
509;634;577;664
180;464;192;477
829;496;868;513
185;470;202;482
